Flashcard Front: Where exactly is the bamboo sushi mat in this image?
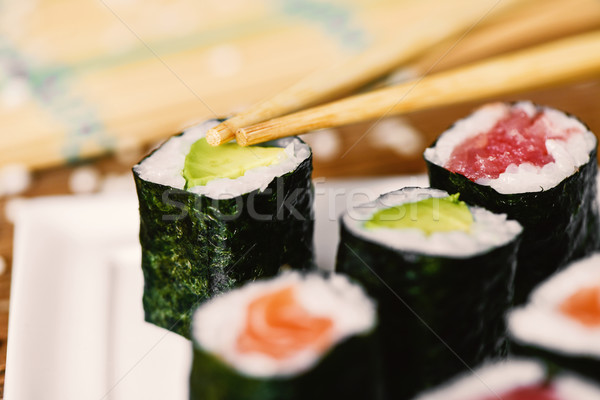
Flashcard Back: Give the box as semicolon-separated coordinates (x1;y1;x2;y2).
1;0;600;397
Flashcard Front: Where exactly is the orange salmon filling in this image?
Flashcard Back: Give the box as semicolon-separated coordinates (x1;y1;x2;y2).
237;286;334;359
559;285;600;327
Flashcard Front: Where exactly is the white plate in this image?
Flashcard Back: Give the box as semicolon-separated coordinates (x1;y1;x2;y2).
5;175;425;400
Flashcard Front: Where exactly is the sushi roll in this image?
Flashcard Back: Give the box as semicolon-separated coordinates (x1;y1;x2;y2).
335;187;522;399
189;271;379;400
412;359;600;400
133;120;314;337
424;101;600;304
508;253;600;381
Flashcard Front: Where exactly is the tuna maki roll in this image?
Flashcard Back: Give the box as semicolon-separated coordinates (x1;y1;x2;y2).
189;271;379;400
412;359;600;400
133;120;314;337
508;253;600;381
425;101;600;304
336;187;522;399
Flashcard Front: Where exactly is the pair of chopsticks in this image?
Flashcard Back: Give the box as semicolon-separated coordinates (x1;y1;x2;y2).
206;0;527;146
208;28;600;147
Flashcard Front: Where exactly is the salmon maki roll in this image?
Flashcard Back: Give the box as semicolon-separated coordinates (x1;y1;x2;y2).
189;271;379;400
509;253;600;381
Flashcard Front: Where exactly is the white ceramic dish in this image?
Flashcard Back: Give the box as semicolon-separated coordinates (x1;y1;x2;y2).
4;176;425;400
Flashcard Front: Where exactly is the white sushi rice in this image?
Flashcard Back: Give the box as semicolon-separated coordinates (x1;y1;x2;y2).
413;359;600;400
508;253;600;357
343;187;522;258
557;375;600;400
133;120;311;200
424;101;596;194
192;272;376;378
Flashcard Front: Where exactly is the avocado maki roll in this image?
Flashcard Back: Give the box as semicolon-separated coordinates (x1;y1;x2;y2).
412;359;600;400
133;120;314;338
508;253;600;381
424;101;600;304
189;271;379;400
336;187;522;399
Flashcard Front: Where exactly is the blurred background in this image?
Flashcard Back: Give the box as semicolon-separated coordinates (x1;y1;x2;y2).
0;0;600;396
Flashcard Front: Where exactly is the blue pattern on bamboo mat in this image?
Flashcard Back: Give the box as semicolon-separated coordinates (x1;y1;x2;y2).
0;38;114;163
281;0;370;51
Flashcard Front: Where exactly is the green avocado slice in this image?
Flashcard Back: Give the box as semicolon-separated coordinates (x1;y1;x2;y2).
183;138;284;188
365;193;473;235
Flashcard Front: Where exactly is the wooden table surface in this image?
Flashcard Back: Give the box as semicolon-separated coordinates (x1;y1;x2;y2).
1;79;599;398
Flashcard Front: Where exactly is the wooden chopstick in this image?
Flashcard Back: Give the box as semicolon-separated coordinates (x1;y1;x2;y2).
236;30;600;146
412;0;600;75
205;0;526;146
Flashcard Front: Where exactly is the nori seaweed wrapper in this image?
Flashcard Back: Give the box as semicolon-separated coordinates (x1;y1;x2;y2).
189;329;381;400
336;223;520;400
133;137;314;338
426;145;600;304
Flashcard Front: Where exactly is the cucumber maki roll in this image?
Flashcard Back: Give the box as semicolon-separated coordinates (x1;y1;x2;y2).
335;187;522;399
424;101;600;304
412;359;600;400
133;120;314;338
508;253;600;381
189;271;379;400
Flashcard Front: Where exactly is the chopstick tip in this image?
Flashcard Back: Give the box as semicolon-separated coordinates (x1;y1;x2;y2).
206;124;235;146
235;127;251;146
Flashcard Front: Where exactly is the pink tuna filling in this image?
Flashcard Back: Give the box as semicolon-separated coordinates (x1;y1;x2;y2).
479;384;560;400
445;109;559;181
